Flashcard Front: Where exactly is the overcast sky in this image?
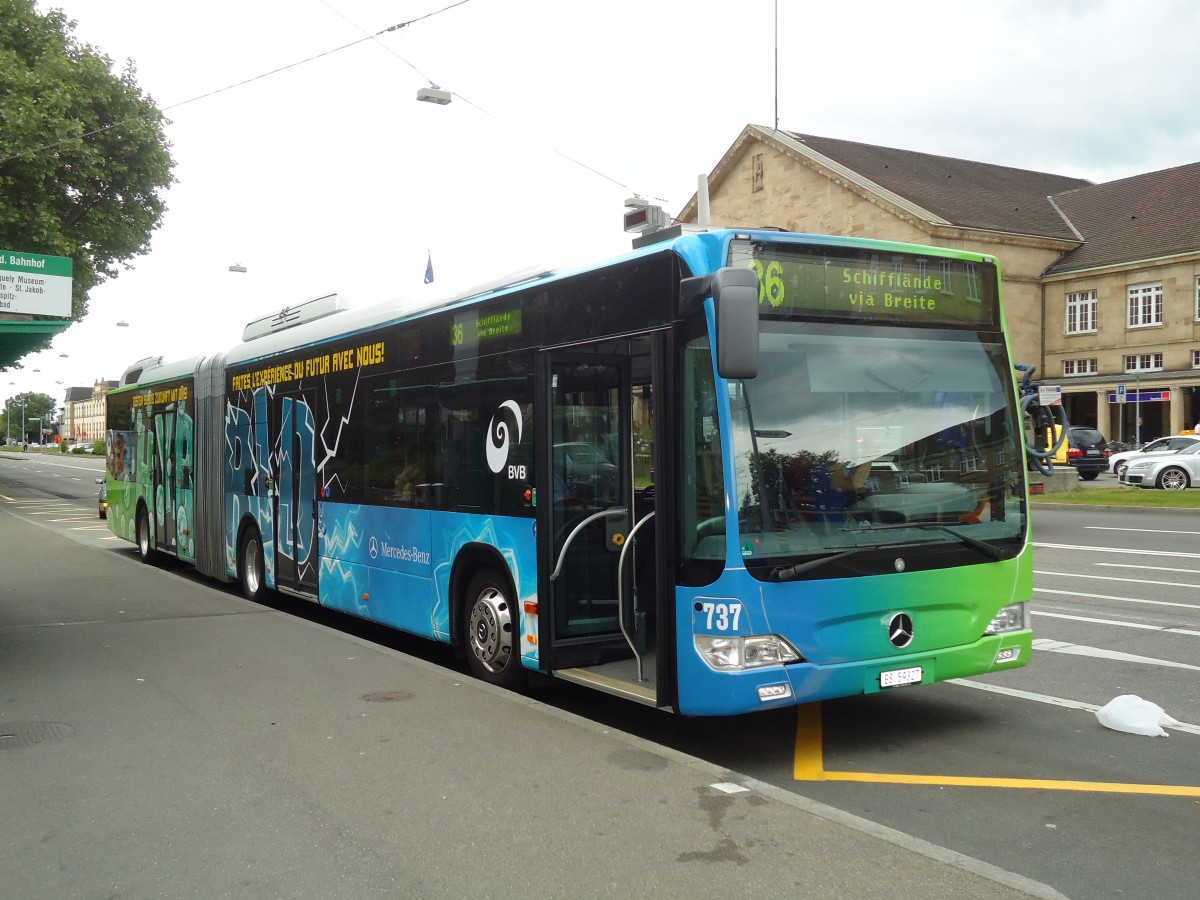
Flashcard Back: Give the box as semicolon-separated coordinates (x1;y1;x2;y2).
6;0;1199;408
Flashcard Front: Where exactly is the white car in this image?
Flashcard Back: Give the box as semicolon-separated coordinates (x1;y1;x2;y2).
1109;435;1200;479
1122;442;1200;490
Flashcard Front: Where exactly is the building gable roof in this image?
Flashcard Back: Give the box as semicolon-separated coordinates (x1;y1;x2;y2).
1044;162;1200;274
685;124;1199;276
768;128;1092;240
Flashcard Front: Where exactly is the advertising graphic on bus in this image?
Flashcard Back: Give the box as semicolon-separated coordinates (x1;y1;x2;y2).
105;229;1032;716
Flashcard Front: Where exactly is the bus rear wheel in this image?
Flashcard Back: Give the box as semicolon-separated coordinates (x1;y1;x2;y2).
463;570;525;690
238;526;266;601
136;507;157;564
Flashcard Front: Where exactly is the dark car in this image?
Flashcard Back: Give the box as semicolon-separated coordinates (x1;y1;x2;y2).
1064;426;1109;480
96;477;107;518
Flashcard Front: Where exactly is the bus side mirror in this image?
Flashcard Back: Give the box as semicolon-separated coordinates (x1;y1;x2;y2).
712;267;759;379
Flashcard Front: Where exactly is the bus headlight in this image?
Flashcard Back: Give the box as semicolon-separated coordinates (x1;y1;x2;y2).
985;602;1030;635
694;634;802;671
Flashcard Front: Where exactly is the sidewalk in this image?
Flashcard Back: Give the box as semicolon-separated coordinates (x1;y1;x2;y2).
0;503;1062;899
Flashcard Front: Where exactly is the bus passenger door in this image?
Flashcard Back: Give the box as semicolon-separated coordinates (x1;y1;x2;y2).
153;406;177;552
275;390;319;597
539;338;666;706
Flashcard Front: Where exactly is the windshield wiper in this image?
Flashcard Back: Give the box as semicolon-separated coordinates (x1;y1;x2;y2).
769;537;933;581
845;521;1005;561
770;548;862;581
768;524;1006;582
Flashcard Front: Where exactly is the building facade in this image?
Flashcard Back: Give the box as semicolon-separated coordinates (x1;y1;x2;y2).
62;379;116;444
678;126;1200;443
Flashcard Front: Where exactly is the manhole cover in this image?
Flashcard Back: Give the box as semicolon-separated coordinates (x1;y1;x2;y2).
360;691;414;703
0;722;74;750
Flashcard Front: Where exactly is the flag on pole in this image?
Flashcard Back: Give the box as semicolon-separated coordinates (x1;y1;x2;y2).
424;252;434;284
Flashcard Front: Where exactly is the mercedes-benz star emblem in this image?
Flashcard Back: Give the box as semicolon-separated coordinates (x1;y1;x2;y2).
888;613;914;648
369;537;379;559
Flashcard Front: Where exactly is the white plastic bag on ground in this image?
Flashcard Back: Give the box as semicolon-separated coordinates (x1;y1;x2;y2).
1095;694;1179;737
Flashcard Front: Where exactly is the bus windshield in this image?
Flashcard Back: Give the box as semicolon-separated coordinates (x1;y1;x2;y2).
726;321;1026;579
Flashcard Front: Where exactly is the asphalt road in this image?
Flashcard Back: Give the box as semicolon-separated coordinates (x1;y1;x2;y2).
5;452;1198;898
1;450;1057;900
549;498;1200;900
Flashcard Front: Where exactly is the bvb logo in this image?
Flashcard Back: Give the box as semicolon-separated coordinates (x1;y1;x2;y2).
485;400;524;474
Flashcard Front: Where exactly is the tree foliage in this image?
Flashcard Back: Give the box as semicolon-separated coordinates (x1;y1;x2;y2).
0;0;175;321
2;389;56;441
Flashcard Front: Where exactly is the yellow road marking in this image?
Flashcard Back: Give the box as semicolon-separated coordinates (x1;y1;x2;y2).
794;702;1200;797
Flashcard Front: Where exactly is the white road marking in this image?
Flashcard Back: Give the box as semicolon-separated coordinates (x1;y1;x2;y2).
1033;637;1200;670
1095;563;1200;574
949;679;1200;735
1034;587;1200;611
1036;569;1200;591
1086;525;1200;536
1034;542;1200;559
1034;609;1200;637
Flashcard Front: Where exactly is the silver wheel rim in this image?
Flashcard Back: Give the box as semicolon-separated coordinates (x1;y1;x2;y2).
243;537;262;595
1161;468;1187;490
138;513;150;556
468;586;513;674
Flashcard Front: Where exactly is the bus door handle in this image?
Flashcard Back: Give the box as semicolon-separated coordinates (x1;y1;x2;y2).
549;508;627;583
617;511;655;682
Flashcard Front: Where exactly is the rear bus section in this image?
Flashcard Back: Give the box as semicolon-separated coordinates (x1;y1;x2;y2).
105;358;202;566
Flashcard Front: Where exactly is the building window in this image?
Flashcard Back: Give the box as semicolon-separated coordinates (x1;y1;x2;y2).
1195;276;1200;320
1063;358;1098;376
1065;290;1097;334
1124;352;1163;373
1192;349;1200;369
897;254;921;282
964;262;981;303
1127;282;1163;328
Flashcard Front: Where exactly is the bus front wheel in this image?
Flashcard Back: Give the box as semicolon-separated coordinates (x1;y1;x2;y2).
238;526;266;601
463;570;526;690
136;507;157;564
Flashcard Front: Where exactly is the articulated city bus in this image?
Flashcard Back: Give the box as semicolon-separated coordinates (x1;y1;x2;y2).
105;229;1032;715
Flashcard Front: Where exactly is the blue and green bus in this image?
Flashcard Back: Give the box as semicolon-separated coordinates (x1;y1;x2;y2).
105;229;1032;715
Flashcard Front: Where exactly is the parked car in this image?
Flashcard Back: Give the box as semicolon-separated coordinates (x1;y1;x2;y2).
1122;442;1200;490
553;442;618;503
1062;427;1109;480
1108;434;1200;479
96;477;107;518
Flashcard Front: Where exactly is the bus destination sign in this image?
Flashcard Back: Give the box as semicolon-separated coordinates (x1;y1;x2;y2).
730;239;997;327
450;306;523;348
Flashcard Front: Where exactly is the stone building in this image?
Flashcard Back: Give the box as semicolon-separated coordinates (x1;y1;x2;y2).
62;379;116;444
678;125;1200;442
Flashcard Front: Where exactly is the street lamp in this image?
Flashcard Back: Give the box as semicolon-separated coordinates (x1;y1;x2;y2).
416;85;451;105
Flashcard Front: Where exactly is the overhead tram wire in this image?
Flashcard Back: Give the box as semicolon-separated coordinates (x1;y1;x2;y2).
316;0;667;205
2;0;670;213
0;1;474;167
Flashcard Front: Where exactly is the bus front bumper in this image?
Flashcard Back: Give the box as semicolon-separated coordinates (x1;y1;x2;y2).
676;630;1032;716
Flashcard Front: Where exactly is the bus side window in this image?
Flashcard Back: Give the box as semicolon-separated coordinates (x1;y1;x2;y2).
361;372;440;508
